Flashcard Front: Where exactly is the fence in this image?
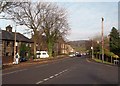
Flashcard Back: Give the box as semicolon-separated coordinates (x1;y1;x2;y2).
93;53;119;65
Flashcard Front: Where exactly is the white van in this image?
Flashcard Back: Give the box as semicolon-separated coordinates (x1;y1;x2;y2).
36;51;49;58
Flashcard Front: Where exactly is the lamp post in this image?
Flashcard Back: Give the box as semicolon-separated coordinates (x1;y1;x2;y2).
14;22;17;63
101;17;104;63
13;22;24;63
97;40;100;59
91;39;94;59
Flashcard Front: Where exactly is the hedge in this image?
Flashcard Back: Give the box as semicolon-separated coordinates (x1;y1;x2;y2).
94;50;119;59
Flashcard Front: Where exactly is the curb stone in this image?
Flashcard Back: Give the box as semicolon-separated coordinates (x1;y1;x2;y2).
2;55;69;70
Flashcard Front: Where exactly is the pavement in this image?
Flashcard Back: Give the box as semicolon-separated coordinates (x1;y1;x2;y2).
2;55;69;70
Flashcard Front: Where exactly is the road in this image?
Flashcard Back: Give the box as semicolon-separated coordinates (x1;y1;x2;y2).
2;55;118;84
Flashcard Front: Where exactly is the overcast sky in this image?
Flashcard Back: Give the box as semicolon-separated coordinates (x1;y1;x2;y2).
0;1;118;41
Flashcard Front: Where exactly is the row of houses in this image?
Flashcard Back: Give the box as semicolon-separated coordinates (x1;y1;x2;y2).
1;25;75;64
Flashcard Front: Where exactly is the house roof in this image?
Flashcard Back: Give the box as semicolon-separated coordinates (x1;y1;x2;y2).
2;30;33;43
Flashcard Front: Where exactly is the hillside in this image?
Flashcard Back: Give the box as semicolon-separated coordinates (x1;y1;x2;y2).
68;40;91;53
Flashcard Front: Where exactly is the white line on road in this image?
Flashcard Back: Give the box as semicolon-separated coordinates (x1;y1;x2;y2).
36;69;68;84
58;71;63;74
49;76;54;79
54;74;59;76
2;69;28;76
36;81;43;84
43;78;49;81
63;69;68;72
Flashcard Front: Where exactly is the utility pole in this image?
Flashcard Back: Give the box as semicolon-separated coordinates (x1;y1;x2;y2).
91;39;94;59
14;23;16;63
101;17;104;63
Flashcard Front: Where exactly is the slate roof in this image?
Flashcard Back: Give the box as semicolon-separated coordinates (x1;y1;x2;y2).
2;30;33;43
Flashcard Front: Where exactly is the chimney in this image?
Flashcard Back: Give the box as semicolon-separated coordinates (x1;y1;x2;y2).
6;25;12;32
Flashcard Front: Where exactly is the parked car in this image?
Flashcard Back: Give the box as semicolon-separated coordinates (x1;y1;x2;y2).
69;54;76;57
36;51;49;58
76;54;81;57
74;52;81;57
69;52;76;57
19;57;27;62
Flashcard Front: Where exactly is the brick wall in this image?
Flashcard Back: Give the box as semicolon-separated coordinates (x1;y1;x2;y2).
2;56;13;64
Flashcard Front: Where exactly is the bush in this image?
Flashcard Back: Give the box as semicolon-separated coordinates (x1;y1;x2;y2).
94;49;119;59
105;50;119;58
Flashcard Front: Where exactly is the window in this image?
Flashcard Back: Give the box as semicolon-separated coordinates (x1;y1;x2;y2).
6;52;9;56
37;53;41;55
42;53;46;55
6;41;10;46
12;52;14;56
29;44;31;47
26;43;28;47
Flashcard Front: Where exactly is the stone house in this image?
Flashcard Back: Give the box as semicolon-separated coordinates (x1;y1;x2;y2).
54;38;75;55
2;25;33;64
31;31;75;56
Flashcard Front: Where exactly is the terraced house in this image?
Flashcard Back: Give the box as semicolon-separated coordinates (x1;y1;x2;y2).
2;25;33;64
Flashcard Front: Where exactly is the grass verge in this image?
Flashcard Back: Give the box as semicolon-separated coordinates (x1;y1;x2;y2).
92;58;113;65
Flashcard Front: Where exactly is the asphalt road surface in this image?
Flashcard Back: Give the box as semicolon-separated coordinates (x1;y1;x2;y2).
2;55;119;84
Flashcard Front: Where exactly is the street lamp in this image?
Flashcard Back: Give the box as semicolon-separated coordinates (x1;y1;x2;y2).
14;22;24;63
91;39;94;59
97;40;100;60
101;17;104;63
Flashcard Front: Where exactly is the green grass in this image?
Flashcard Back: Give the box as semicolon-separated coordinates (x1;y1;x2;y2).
93;58;113;65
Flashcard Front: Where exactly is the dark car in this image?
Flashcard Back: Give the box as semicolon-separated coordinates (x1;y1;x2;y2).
20;57;27;62
76;54;81;57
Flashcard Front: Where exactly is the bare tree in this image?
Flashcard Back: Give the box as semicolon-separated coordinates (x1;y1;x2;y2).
35;29;47;51
0;0;21;13
5;2;70;57
40;3;70;57
5;2;47;57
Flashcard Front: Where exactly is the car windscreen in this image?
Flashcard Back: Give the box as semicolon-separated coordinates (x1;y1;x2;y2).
42;53;46;55
37;53;41;55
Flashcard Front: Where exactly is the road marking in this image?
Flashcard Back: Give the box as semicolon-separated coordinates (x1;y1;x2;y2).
2;69;27;76
36;81;43;84
63;69;68;72
43;78;49;81
49;76;54;79
36;69;68;84
58;71;63;74
54;74;59;76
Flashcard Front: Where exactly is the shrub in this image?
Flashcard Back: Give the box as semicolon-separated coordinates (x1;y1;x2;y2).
104;50;119;58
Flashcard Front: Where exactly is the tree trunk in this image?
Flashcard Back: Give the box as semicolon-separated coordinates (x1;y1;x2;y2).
33;30;37;58
34;39;36;58
48;40;53;57
111;56;112;63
